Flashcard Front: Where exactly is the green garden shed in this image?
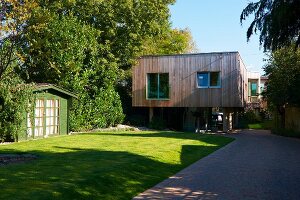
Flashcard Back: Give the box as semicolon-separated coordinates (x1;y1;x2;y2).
20;84;77;141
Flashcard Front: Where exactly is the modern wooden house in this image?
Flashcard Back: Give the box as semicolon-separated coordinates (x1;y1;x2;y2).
132;52;248;132
19;84;77;141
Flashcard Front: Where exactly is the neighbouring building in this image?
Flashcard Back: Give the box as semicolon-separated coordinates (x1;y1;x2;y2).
132;52;250;132
19;84;77;141
246;71;268;113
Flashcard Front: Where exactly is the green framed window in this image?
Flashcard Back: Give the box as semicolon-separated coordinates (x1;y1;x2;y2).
250;82;257;96
197;72;221;88
147;73;169;99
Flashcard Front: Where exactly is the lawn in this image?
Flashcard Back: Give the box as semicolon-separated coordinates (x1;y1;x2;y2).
247;120;273;130
0;131;233;200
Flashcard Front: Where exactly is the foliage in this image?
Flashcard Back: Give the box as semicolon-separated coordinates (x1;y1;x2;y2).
271;128;300;138
264;47;300;109
238;110;262;128
70;87;124;131
0;131;233;199
20;13;124;130
0;0;38;79
0;68;33;142
34;0;176;69
240;0;300;51
247;120;273;130
141;28;198;55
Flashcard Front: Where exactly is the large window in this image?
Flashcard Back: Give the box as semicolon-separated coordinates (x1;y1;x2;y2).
197;72;221;88
147;73;169;99
250;82;257;96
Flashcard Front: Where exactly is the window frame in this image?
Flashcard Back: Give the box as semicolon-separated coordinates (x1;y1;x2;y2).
196;71;221;88
146;73;170;100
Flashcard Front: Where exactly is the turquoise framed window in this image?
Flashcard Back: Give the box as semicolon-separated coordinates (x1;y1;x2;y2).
197;72;221;88
250;82;257;96
147;73;169;99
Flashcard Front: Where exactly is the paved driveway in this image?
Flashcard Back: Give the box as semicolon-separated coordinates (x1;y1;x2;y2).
133;130;300;200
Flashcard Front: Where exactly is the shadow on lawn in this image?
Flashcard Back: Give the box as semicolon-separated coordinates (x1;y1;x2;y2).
83;131;232;146
0;144;224;200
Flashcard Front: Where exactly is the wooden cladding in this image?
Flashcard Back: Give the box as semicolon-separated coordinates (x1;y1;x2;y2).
132;52;247;108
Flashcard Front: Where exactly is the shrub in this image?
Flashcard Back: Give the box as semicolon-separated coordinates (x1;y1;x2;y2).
272;128;300;138
0;74;33;142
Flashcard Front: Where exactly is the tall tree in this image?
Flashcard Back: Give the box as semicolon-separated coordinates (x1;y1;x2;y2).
2;0;178;130
0;0;37;79
264;46;300;127
240;0;300;51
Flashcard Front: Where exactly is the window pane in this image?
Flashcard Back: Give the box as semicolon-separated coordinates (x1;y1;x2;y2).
147;73;158;99
197;72;209;87
159;73;169;98
251;82;257;96
210;72;220;87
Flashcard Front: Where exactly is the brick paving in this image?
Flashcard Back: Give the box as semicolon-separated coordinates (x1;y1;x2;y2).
133;130;300;200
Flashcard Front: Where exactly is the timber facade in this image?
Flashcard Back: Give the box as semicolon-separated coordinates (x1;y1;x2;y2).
132;52;248;132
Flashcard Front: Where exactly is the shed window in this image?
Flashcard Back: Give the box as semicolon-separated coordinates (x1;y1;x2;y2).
147;73;169;99
45;99;60;135
34;99;44;137
197;72;221;88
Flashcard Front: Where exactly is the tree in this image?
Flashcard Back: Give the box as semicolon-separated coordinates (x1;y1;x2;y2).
20;11;124;130
263;46;300;127
36;0;176;69
240;0;300;51
6;0;178;130
141;28;198;55
0;0;37;79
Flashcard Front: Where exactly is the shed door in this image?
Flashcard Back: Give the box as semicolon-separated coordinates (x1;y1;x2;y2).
27;99;60;138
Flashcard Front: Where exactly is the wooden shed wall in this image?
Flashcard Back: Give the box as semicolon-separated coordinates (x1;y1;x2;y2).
132;52;246;108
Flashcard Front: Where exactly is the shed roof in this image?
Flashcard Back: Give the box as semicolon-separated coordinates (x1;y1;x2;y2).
34;83;78;98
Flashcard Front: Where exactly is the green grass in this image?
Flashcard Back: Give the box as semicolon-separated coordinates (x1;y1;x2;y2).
0;131;233;200
247;120;273;130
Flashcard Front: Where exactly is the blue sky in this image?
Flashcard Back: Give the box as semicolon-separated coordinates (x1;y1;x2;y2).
170;0;266;74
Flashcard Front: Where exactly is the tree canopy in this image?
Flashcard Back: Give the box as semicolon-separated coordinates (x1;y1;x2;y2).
240;0;300;51
1;0;198;131
264;46;300;111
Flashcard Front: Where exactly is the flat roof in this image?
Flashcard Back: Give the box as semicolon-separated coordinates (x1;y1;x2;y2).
140;51;240;58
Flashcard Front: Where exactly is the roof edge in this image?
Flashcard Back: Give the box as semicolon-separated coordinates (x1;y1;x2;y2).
139;51;239;58
33;84;78;98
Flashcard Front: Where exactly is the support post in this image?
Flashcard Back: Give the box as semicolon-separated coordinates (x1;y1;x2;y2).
223;108;233;132
149;107;154;123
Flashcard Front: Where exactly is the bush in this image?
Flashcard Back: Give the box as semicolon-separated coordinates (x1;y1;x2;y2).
70;87;124;132
272;128;300;138
0;74;33;142
238;110;262;128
